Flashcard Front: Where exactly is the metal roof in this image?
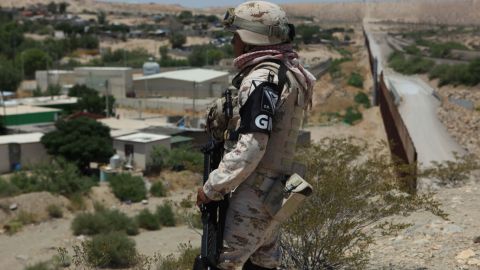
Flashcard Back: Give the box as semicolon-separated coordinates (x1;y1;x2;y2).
134;68;229;83
115;132;170;143
0;132;44;144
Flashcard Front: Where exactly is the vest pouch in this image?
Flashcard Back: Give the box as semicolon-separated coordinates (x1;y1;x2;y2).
264;173;313;222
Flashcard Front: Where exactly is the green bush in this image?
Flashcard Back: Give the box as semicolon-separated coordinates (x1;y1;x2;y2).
47;204;63;218
388;51;435;75
354;92;371;108
136;209;161;230
71;208;138;236
343;107;363;125
9;159;96;196
156;203;176;227
0;177;20;198
347;72;364;88
157;243;200;270
428;60;480;87
4;220;23;235
109;174;146;202
404;44;421;56
68;193;86;211
328;58;351;78
149;145;203;173
84;232;139;268
150;181;167;197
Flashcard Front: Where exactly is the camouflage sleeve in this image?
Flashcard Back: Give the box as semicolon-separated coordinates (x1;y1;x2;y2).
203;68;275;200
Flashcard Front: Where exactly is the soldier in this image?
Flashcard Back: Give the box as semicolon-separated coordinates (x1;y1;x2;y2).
197;1;316;269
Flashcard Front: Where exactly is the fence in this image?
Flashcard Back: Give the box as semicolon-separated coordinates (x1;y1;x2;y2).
364;30;418;193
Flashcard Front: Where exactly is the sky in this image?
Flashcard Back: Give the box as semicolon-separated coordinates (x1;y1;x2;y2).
100;0;366;8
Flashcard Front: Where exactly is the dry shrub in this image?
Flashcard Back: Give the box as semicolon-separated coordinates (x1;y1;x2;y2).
281;138;447;269
156;243;199;270
422;152;479;186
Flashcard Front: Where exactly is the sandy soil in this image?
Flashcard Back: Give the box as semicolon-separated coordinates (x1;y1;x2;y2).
0;181;200;270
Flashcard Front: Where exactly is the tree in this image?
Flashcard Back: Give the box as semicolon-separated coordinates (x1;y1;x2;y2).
169;33;186;49
59;2;69;14
21;48;52;79
68;84;115;116
0;57;21;91
97;11;107;25
47;2;58;14
41;117;114;170
178;11;193;22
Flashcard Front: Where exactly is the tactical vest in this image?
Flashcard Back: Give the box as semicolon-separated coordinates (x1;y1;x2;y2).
205;60;305;175
254;62;305;175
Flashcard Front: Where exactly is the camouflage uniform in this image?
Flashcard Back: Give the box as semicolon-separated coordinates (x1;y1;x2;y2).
203;63;305;269
202;1;313;269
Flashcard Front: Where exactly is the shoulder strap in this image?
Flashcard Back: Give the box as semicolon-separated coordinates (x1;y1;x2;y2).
232;60;290;93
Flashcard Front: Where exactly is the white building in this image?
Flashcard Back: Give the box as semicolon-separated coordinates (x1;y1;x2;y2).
74;67;133;99
0;133;48;173
133;68;229;99
35;70;75;91
113;132;171;171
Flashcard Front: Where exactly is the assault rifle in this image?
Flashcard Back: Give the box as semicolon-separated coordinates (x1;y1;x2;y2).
193;89;233;270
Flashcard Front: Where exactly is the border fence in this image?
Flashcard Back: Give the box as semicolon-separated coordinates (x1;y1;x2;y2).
364;30;418;193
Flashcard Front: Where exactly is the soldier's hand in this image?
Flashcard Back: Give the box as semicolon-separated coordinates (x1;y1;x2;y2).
196;187;211;207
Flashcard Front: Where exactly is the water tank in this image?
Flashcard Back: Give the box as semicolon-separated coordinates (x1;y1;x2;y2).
143;58;160;76
109;154;121;169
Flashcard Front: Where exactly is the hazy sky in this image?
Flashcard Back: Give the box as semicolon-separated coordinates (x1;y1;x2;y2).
101;0;366;8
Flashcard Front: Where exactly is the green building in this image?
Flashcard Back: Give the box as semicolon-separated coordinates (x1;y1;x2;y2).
0;105;61;126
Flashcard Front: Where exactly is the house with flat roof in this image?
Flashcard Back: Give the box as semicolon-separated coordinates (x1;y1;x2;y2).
74;67;133;99
133;68;229;98
113;132;171;171
0;132;48;173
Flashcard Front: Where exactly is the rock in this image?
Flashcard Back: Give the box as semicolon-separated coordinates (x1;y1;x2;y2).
467;258;480;266
9;203;18;211
442;224;464;234
141;199;148;205
15;254;29;261
474;236;480;244
76;235;86;241
456;249;476;260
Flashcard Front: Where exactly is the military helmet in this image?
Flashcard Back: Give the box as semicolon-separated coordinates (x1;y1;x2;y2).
223;1;294;46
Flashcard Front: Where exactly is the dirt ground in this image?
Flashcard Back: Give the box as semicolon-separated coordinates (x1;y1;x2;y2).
0;179;199;270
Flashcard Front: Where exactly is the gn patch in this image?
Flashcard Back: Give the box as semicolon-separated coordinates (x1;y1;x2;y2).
238;80;280;135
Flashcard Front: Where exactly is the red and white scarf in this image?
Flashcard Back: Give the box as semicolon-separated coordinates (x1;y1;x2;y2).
233;44;316;107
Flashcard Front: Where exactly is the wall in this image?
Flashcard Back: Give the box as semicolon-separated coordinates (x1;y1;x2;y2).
113;140;146;170
133;75;229;99
0;144;9;173
21;143;49;169
74;68;133;99
364;30;418;194
35;71;76;91
113;139;171;171
116;97;214;114
0;142;49;173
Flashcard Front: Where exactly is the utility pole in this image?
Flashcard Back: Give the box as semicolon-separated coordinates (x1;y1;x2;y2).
105;79;110;118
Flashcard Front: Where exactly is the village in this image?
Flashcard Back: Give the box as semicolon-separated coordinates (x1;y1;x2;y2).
1;1;480;270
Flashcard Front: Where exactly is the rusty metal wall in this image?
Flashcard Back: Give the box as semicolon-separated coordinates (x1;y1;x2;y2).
364;30;418;193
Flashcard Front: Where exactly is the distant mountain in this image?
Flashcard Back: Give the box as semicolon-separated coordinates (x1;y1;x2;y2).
2;0;479;25
283;0;480;25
